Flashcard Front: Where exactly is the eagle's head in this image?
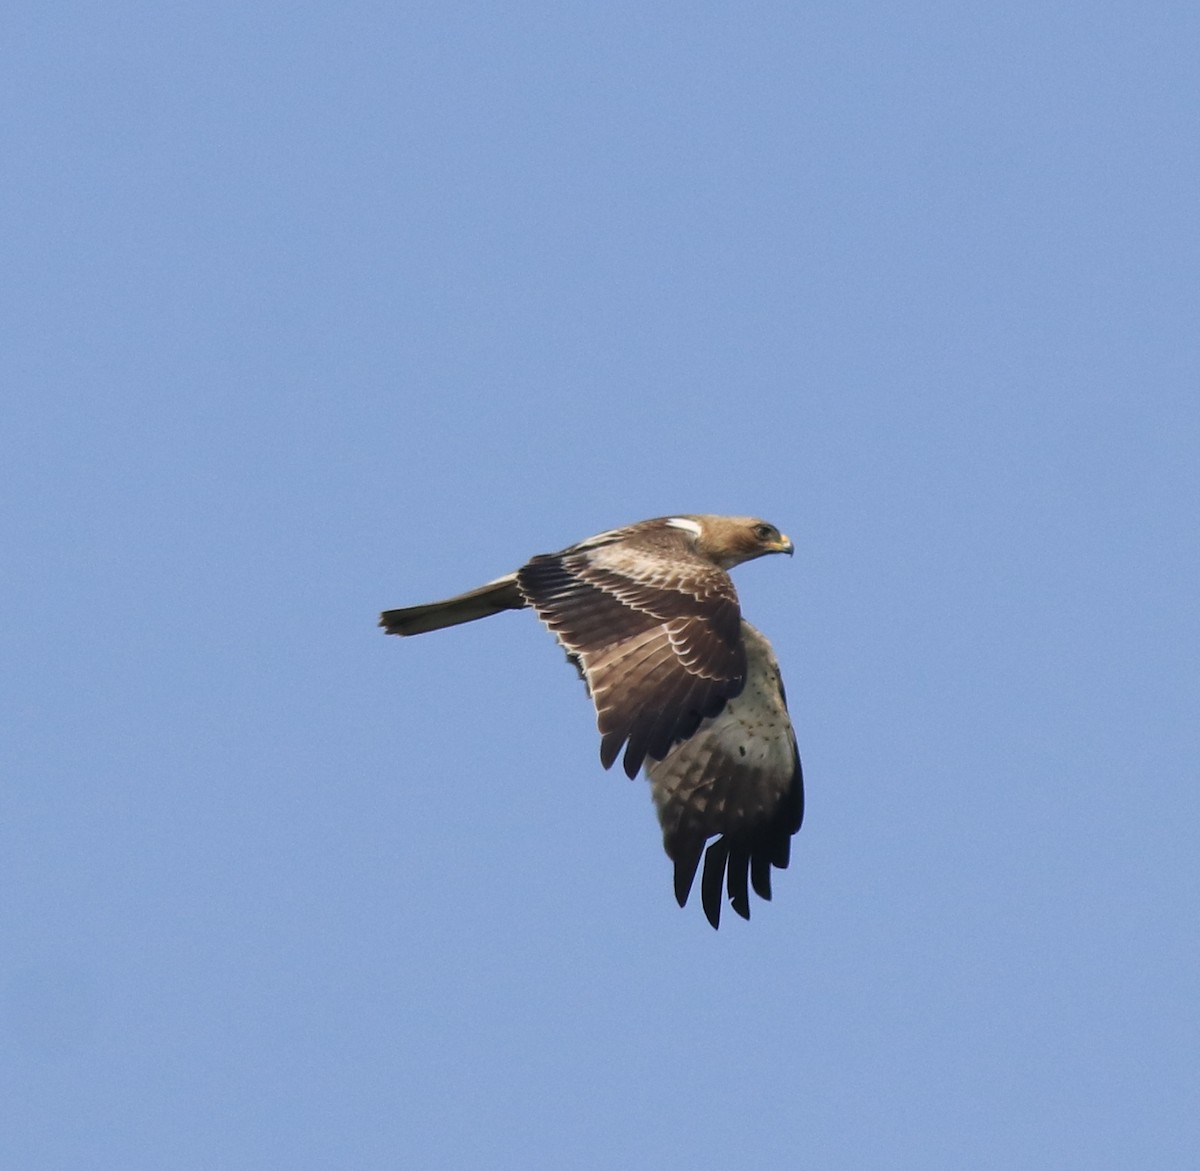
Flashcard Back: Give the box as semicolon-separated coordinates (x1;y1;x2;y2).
669;515;794;570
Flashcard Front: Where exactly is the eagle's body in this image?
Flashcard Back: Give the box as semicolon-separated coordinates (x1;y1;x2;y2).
380;514;803;928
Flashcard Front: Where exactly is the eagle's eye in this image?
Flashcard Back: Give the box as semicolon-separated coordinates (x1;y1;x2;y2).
753;523;776;541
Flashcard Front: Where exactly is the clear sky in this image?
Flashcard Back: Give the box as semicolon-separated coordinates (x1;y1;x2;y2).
3;3;1197;1168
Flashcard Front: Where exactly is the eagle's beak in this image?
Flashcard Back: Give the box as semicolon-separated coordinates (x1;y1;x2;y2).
775;534;794;556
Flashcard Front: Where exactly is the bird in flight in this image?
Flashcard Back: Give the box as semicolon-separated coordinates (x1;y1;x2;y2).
380;514;803;928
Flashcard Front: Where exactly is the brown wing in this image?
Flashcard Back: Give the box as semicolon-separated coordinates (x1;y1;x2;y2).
645;621;803;928
516;521;746;779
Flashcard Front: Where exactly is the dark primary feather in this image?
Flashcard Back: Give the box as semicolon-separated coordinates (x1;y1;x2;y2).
685;747;803;928
701;841;730;930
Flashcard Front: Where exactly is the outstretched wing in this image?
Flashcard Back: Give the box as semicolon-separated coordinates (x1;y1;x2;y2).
516;521;747;779
645;621;803;928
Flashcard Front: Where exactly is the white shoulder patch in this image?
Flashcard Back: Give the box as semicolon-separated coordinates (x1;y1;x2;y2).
665;517;702;537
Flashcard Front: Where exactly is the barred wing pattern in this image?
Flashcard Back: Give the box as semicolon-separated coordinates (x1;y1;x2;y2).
516;524;747;779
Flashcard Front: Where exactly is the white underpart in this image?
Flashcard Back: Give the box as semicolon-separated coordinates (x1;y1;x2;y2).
666;517;703;537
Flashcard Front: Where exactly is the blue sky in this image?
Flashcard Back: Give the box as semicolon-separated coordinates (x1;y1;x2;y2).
3;3;1197;1167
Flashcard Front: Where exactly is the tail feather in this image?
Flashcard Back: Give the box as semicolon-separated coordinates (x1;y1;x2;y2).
380;573;525;636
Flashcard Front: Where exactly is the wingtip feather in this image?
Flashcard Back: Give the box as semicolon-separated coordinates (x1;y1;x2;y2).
672;840;703;909
727;843;751;921
750;853;773;902
701;840;729;929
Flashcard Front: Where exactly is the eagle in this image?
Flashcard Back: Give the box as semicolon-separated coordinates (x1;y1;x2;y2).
380;515;803;928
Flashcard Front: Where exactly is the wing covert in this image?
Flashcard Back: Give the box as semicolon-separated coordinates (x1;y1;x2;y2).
516;523;746;778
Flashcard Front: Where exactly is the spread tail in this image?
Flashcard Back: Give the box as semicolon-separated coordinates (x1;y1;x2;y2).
379;573;525;636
